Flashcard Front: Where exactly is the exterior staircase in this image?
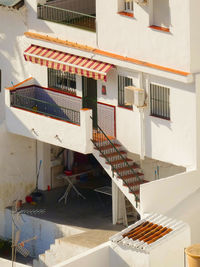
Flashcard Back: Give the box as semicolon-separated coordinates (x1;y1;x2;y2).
92;126;148;212
123;197;140;226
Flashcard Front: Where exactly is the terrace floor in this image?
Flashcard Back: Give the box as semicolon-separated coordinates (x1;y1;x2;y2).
19;187;123;232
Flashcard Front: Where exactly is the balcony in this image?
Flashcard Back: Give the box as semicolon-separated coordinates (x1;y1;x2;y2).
5;81;93;154
37;0;96;32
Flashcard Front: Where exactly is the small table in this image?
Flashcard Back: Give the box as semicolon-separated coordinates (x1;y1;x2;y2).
94;186;112;196
57;169;93;204
94;186;112;208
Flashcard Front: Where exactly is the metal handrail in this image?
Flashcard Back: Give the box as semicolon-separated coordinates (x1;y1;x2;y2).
11;93;80;125
91;117;143;206
39;3;96;19
37;4;96;32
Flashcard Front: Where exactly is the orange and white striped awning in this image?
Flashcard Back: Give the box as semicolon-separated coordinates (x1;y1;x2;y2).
24;45;114;81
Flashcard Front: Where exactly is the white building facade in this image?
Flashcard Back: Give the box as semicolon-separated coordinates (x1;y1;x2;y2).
0;0;200;246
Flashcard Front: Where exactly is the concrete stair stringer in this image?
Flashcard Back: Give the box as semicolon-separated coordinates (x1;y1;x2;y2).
92;148;140;214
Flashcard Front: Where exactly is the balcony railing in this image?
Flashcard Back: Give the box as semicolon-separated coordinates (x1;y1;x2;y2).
10;87;80;125
37;4;96;32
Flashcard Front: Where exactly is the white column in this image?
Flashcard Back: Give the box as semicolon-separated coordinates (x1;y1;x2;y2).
139;107;145;160
139;72;146;160
80;108;93;154
112;181;118;225
36;141;51;190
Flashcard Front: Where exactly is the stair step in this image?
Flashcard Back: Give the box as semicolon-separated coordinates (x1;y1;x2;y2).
124;179;147;188
130;190;139;195
115;164;140;173
119;173;144;180
106;158;132;165
94;143;121;151
127;215;137;223
100;151;127;158
126;208;134;214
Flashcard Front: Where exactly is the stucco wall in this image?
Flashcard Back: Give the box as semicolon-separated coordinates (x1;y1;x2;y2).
96;0;190;71
23;38;196;168
140;170;200;215
0;6;37;236
26;0;97;47
0;258;27;267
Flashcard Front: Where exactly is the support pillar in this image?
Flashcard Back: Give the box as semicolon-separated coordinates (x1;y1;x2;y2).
36;141;51;190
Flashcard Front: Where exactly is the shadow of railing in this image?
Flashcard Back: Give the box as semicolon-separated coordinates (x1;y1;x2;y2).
10;85;81;125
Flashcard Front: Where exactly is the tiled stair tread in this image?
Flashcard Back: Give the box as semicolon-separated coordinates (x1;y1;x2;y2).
119;173;144;179
105;158;132;165
92;133;115;142
94;143;121;151
100;151;127;158
115;163;140;171
124;179;148;187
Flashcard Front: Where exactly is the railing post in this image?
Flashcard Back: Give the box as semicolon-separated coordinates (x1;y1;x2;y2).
5;89;11;108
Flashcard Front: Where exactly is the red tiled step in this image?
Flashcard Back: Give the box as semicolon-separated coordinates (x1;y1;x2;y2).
100;151;127;158
130;190;140;195
119;173;144;180
105;158;132;165
124;180;147;188
115;164;140;173
94;143;121;151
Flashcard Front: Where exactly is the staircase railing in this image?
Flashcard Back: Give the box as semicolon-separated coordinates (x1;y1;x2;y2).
91;117;143;206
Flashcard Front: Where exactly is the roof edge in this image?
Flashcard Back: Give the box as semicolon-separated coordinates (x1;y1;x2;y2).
24;32;191;80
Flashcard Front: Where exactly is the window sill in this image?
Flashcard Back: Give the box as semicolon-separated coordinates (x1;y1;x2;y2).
118;11;134;18
150;114;170;121
149;25;170;33
118;105;133;111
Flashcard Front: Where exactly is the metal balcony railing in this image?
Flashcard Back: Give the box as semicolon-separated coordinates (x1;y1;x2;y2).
11;92;80;125
37;4;96;32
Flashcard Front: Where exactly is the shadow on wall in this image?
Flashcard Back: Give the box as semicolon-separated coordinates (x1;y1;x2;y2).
110;247;130;267
0;3;53;122
152;0;171;28
145;108;172;159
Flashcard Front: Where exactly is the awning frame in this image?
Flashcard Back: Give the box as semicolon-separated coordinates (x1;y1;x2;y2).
24;52;107;76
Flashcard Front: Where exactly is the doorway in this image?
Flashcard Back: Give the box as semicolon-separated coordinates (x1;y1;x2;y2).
82;77;97;128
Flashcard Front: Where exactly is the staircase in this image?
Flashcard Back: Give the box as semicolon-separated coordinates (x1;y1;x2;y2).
92;125;148;212
123;197;140;226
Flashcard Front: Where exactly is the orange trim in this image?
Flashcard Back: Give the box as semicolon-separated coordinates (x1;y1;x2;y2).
81;108;90;111
6;77;33;90
149;25;170;33
24;32;190;77
118;11;134;18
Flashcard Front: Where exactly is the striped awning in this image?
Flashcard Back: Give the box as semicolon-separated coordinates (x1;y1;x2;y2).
24;45;114;81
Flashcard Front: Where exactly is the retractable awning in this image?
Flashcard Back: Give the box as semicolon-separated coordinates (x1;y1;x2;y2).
24;45;114;81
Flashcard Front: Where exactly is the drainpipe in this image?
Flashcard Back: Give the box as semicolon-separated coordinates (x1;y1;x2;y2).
138;72;146;161
139;107;145;160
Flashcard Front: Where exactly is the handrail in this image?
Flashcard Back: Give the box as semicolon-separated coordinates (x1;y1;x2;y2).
37;4;96;32
11;92;80;125
91;117;142;206
39;3;96;19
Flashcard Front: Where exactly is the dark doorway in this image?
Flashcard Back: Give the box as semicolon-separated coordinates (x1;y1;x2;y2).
82;77;97;128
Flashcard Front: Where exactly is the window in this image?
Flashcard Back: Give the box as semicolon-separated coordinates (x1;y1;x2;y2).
124;0;134;13
150;83;170;119
118;75;133;108
48;68;76;95
151;0;170;30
